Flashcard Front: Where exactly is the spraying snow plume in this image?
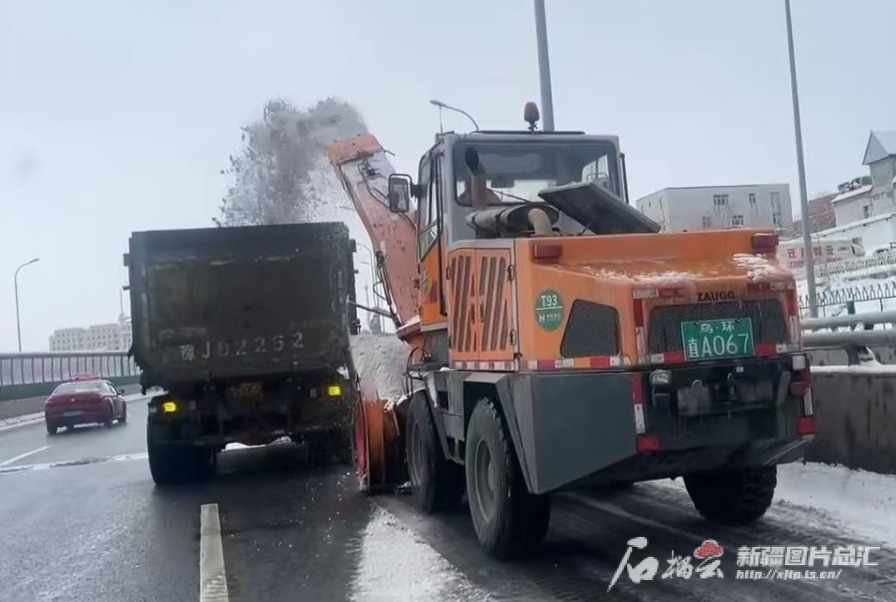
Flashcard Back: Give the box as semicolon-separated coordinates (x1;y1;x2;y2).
215;97;368;226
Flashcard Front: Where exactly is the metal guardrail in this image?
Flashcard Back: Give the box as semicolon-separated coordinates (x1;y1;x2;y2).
799;310;896;364
0;350;141;401
801;310;896;332
1;311;894;397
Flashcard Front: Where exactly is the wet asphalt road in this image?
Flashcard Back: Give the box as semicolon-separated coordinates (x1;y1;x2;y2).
1;398;894;602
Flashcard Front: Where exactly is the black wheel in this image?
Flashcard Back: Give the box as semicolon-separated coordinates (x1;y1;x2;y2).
684;466;777;525
465;398;551;560
46;422;58;436
330;427;353;465
118;403;128;424
405;393;464;513
190;447;216;481
147;422;213;485
102;404;114;429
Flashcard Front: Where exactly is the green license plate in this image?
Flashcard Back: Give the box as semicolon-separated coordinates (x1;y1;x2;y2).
680;318;755;361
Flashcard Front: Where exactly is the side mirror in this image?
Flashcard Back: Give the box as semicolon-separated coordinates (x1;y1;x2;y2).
387;174;412;213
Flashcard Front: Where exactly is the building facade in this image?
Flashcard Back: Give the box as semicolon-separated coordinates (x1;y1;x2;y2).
791;191;837;235
832;132;896;225
635;184;793;233
811;211;896;255
49;315;133;352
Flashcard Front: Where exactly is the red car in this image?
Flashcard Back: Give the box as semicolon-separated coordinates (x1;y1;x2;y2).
45;378;128;435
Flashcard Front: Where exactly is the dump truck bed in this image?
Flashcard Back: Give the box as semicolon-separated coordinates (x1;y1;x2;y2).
126;222;356;387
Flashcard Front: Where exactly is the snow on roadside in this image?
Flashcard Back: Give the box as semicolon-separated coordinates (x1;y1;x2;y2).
349;506;494;602
772;463;896;546
652;462;896;547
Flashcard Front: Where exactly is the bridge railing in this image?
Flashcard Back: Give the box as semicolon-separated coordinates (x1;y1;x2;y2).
0;351;141;401
800;310;896;365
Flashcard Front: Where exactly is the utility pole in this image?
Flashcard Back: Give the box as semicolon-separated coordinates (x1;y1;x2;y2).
533;0;555;131
14;257;40;352
785;0;817;317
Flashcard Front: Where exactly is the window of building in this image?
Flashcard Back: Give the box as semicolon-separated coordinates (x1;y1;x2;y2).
772;212;782;226
713;194;728;207
748;193;756;206
701;216;712;229
863;205;872;219
731;214;745;227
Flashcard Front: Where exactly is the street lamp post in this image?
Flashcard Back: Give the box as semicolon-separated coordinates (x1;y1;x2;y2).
355;242;377;285
533;0;555;131
120;285;130;317
785;0;817;317
429;100;479;132
14;257;40;352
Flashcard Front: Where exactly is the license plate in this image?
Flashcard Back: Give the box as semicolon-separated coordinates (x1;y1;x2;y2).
63;410;83;418
680;318;755;361
225;382;263;403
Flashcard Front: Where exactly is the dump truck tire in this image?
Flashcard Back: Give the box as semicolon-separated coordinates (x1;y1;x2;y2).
147;422;213;485
405;393;464;513
465;398;551;560
684;466;777;525
147;424;181;485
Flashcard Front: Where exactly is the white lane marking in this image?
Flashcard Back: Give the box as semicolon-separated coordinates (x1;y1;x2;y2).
200;503;230;602
0;445;51;467
0;452;148;475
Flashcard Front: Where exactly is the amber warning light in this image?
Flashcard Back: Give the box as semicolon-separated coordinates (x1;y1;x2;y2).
532;243;563;260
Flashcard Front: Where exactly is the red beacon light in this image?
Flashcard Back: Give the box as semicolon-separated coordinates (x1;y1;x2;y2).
69;373;101;382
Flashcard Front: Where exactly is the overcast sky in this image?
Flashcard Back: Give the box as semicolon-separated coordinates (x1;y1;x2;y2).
1;0;894;352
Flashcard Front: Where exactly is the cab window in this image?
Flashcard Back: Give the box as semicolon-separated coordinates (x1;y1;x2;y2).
417;154;441;258
453;140;620;206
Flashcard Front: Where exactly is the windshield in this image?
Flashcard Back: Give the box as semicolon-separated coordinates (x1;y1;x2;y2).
453;140;620;206
52;380;105;395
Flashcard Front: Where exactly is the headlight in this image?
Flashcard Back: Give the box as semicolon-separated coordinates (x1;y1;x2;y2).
327;385;342;397
162;401;177;413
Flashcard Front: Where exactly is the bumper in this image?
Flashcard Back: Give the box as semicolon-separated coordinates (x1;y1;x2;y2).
45;408;107;427
475;358;810;494
147;390;353;446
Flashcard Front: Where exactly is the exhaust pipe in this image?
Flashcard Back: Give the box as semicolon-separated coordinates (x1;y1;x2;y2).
464;147;488;210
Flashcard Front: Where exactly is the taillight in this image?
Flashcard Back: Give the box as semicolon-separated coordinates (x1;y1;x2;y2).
789;367;811;398
751;232;779;252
